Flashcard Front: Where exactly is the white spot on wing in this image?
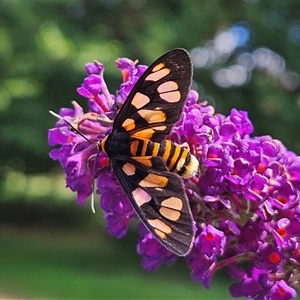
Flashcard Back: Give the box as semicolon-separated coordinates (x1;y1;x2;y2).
157;81;179;93
145;68;170;81
131;92;150;109
132;187;152;206
122;163;136;176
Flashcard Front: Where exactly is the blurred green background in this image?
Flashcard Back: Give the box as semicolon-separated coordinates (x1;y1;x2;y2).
1;1;300;299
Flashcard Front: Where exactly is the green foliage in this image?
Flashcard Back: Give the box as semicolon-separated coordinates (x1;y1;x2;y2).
0;226;233;299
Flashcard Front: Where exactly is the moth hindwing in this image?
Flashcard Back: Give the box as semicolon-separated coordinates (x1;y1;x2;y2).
102;48;195;256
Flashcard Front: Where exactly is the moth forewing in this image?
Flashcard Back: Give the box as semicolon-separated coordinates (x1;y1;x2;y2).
100;49;197;256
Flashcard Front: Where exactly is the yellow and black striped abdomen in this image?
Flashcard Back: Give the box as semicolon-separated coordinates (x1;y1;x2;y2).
130;139;198;178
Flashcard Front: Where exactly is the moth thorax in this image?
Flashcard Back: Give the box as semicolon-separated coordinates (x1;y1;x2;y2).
103;132;130;157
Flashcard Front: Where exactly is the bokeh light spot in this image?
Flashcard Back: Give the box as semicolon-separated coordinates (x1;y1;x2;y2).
280;72;300;91
36;22;72;60
191;47;209;68
288;21;300;45
214;30;238;54
230;24;250;46
237;53;255;71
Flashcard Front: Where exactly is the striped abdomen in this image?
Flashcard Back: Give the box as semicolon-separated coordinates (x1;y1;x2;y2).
130;139;198;178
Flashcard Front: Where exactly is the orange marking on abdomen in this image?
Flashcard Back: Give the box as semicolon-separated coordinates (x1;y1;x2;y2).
167;145;181;171
152;142;160;157
162;140;172;162
130;140;139;156
175;149;189;173
140;140;148;156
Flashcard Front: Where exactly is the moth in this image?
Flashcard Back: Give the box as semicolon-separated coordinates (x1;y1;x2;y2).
100;49;198;256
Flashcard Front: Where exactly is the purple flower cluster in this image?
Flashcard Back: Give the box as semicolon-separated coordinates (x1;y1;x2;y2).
48;54;300;300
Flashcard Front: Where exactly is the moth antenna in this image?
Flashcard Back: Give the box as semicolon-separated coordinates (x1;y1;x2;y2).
49;110;63;120
91;184;96;214
49;110;92;143
50;110;98;213
90;146;103;214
